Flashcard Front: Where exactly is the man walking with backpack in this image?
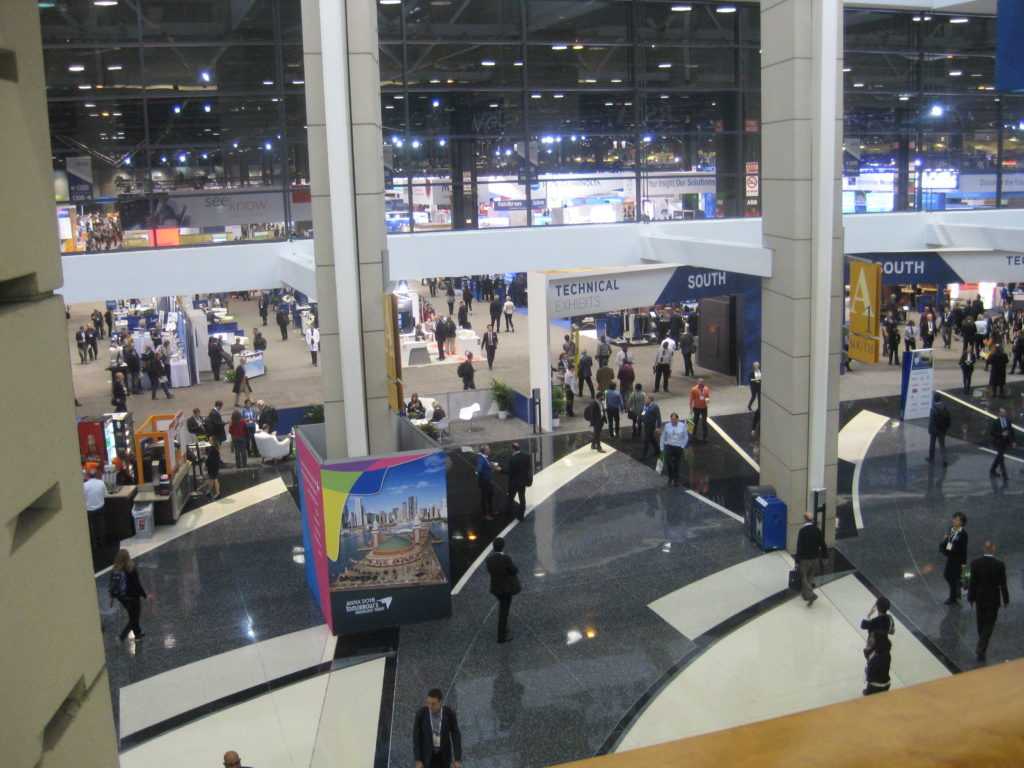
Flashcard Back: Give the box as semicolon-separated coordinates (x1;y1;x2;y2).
927;394;951;467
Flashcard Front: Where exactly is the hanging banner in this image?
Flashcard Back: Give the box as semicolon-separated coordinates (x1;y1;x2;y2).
848;260;881;364
900;349;935;420
66;156;94;202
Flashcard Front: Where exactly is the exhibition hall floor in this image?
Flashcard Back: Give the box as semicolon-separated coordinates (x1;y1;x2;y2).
97;382;1024;767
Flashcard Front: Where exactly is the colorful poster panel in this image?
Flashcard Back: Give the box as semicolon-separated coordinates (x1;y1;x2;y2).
321;450;451;634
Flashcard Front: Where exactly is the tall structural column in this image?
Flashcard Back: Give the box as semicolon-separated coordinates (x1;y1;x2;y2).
759;0;844;548
0;2;118;765
303;0;393;458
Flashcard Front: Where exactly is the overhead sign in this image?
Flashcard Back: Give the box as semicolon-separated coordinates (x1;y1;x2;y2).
66;156;94;202
997;0;1024;92
850;251;1024;285
545;266;759;317
848;260;881;364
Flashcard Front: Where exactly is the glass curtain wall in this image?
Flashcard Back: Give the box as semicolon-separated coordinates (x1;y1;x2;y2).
379;0;762;232
41;0;308;252
843;9;1024;213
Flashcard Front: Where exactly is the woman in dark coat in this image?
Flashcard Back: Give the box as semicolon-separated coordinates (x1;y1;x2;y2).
987;344;1009;398
109;548;148;641
940;512;968;605
205;437;225;499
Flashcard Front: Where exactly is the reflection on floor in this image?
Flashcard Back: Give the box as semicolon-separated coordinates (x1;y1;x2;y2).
97;390;1023;767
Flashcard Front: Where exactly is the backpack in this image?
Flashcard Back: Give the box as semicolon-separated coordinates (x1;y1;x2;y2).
109;569;127;598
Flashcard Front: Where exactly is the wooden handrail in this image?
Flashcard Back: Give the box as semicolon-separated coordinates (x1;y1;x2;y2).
554;660;1024;767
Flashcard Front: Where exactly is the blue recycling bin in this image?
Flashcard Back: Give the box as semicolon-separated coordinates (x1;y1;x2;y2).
754;494;787;552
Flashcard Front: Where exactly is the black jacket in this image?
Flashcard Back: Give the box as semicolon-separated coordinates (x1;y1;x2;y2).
257;405;278;433
990;415;1014;450
206;408;227;442
941;526;968;581
505;450;532;489
928;401;951;435
412;705;462;767
968;554;1009;608
795;522;828;562
486;550;520;596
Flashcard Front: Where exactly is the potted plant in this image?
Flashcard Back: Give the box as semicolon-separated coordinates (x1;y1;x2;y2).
303;404;325;424
491;378;513;420
550;386;566;429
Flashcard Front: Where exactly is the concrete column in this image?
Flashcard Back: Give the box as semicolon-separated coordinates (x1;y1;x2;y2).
303;0;392;458
759;0;844;548
1;2;118;764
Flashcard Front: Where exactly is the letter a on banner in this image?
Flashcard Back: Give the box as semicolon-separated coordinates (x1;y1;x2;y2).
849;260;881;363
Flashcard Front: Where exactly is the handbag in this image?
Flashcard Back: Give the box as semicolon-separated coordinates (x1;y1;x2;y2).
686;413;696;434
655;452;665;474
788;568;803;591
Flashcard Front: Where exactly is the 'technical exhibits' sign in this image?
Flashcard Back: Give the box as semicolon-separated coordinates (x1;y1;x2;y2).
546;266;747;316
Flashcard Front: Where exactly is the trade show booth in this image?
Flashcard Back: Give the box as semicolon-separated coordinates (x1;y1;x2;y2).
133;411;192;524
527;264;763;430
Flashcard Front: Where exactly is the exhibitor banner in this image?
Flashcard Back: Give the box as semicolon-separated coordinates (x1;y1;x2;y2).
901;349;935;420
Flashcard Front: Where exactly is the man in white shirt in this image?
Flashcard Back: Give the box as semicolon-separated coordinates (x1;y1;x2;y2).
659;412;689;486
83;469;107;550
654;341;674;393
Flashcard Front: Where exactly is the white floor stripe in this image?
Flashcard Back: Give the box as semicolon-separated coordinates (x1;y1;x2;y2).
97;477;288;576
450;444;616;595
837;410;890;530
707;417;759;471
648;551;792;639
623;573;949;751
940;390;1024;434
685;490;744;523
977;446;1024;464
118;657;385;768
119;624;332;738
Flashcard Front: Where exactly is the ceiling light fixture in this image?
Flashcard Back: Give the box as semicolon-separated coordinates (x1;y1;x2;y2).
68;64;85;72
671;5;692;11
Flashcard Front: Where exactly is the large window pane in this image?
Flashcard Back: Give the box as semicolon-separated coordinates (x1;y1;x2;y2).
40;0;138;45
139;0;280;43
43;47;143;98
141;46;279;93
640;2;747;46
405;0;521;41
527;0;630;44
405;44;524;88
526;44;632;89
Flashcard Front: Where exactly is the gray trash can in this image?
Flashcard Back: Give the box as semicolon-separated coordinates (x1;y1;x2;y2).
132;502;154;539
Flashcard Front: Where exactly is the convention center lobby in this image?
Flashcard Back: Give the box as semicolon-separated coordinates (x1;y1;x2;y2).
5;1;1024;767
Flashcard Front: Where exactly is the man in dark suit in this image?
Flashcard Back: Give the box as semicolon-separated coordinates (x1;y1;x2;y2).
187;408;206;436
584;393;606;453
485;537;520;643
989;407;1014;479
276;307;289;340
503;442;532;521
968;540;1010;662
412;688;463;768
256;399;278;434
258;295;269;326
927;393;951;466
795;512;829;605
206;401;227;443
640;395;662;460
480;324;498;370
577;350;595;398
457;300;470;330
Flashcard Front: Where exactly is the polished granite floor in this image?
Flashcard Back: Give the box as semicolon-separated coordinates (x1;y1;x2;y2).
98;385;1024;766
